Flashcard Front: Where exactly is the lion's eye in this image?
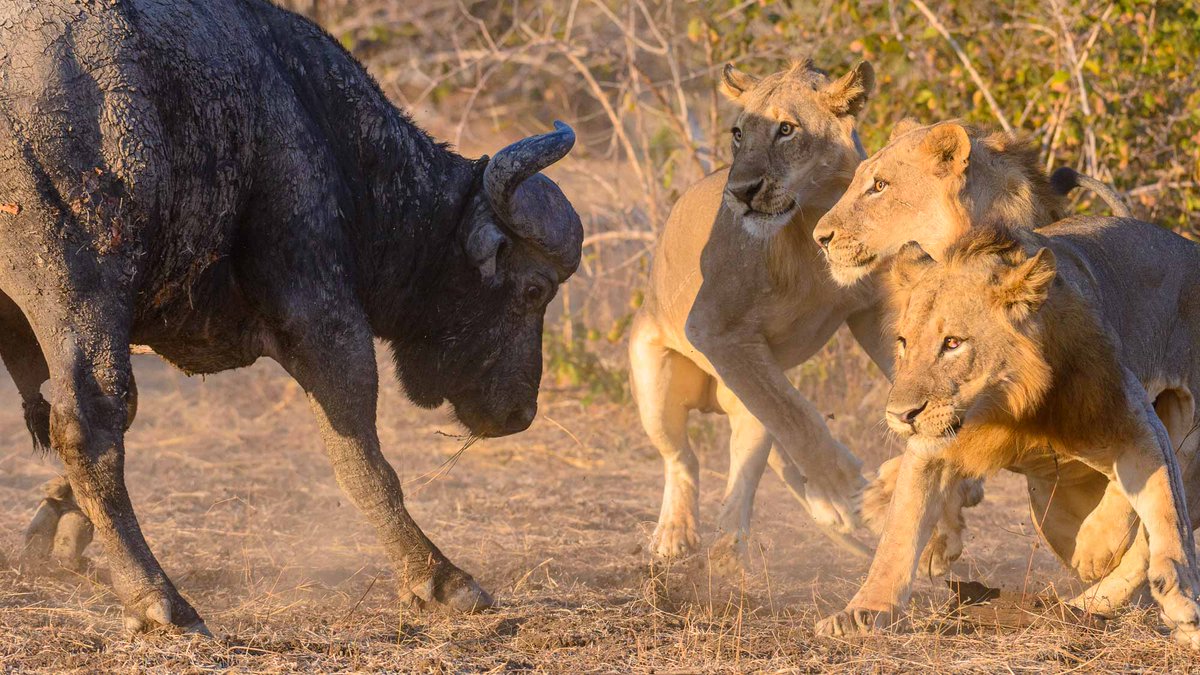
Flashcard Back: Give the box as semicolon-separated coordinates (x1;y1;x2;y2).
870;179;889;194
731;127;742;143
942;336;963;352
896;336;907;354
778;122;794;137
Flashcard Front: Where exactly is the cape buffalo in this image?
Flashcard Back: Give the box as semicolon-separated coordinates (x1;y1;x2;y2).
0;0;582;634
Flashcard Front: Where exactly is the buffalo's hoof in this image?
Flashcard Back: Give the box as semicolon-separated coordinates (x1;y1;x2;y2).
814;606;900;637
21;478;94;572
123;591;211;637
402;566;494;613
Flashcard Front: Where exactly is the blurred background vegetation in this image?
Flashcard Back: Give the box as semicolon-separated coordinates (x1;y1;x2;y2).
281;0;1199;412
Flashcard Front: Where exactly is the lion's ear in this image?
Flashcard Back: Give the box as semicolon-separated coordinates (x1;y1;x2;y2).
997;247;1056;317
822;61;874;118
720;63;759;102
888;118;922;143
921;123;970;176
889;241;935;290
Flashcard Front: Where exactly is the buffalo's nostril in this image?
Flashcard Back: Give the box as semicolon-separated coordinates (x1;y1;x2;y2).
887;401;928;426
505;404;536;432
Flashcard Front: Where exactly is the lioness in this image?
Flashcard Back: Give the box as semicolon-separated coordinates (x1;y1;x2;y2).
630;60;882;563
812;122;1200;645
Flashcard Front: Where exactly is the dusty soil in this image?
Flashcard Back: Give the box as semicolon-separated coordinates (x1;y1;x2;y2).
0;350;1195;673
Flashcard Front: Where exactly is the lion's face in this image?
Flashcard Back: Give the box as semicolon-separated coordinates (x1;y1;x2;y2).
813;122;973;286
884;241;1057;448
720;61;874;238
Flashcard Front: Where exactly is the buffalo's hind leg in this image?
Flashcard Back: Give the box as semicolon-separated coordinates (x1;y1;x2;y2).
277;313;492;613
0;295;104;572
19;295;205;635
0;291;52;452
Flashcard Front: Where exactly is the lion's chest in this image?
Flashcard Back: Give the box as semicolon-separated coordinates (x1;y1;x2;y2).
762;280;873;368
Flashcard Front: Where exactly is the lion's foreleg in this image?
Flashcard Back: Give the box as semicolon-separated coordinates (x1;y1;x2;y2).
815;446;958;636
864;456;981;577
710;390;773;571
1066;479;1140;583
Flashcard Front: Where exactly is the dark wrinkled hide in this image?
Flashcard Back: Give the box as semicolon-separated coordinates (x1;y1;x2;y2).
0;0;581;632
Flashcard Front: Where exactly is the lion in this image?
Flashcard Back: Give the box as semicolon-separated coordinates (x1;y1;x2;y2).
815;225;1200;648
812;120;1130;284
813;120;1132;571
629;59;882;565
628;67;1121;570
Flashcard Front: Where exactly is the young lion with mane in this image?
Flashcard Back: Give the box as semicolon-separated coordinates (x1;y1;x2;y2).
818;219;1200;648
811;120;1200;648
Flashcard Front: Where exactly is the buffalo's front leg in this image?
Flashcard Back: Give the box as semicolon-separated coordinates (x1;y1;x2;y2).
278;319;491;613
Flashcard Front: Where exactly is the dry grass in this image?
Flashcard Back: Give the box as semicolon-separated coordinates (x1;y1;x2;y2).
1;350;1197;672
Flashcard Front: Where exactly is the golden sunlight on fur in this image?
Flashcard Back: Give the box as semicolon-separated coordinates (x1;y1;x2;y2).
820;221;1200;649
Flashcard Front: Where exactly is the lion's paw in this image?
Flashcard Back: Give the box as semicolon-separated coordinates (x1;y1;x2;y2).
1172;623;1200;650
804;469;866;533
651;519;700;559
707;532;747;576
814;606;898;637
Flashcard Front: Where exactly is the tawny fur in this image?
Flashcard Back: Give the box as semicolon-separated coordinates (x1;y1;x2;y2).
813;120;1123;286
629;60;883;564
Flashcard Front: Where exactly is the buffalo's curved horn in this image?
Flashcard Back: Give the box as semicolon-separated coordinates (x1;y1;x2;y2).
484;121;583;278
484;121;576;219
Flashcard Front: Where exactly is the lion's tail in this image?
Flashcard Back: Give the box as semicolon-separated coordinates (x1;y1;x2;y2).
1050;167;1132;218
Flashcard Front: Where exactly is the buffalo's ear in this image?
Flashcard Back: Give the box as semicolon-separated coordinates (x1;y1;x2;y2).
464;216;509;281
720;63;759;102
889;241;934;290
888;117;922;143
921;122;971;176
996;247;1056;317
822;61;874;117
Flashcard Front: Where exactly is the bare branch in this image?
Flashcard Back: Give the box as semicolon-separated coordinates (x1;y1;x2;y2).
909;0;1013;134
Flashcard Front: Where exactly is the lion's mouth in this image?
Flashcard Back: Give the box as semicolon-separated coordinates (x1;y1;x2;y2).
922;416;964;440
734;199;799;237
823;251;877;286
743;200;796;220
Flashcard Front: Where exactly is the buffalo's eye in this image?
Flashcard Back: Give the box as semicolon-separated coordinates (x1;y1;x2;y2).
524;283;547;307
731;127;742;143
778;122;794;137
869;179;888;194
942;336;963;352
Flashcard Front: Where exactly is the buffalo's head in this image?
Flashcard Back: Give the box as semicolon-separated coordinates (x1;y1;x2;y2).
392;122;582;438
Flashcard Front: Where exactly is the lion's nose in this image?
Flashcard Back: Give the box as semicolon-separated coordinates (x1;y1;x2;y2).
886;400;928;427
728;179;764;207
815;229;834;251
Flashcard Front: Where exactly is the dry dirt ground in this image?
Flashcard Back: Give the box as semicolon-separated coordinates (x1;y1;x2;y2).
0;350;1197;672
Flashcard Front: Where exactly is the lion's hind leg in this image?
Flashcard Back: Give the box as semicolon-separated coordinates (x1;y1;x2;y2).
1101;377;1200;647
630;314;710;558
